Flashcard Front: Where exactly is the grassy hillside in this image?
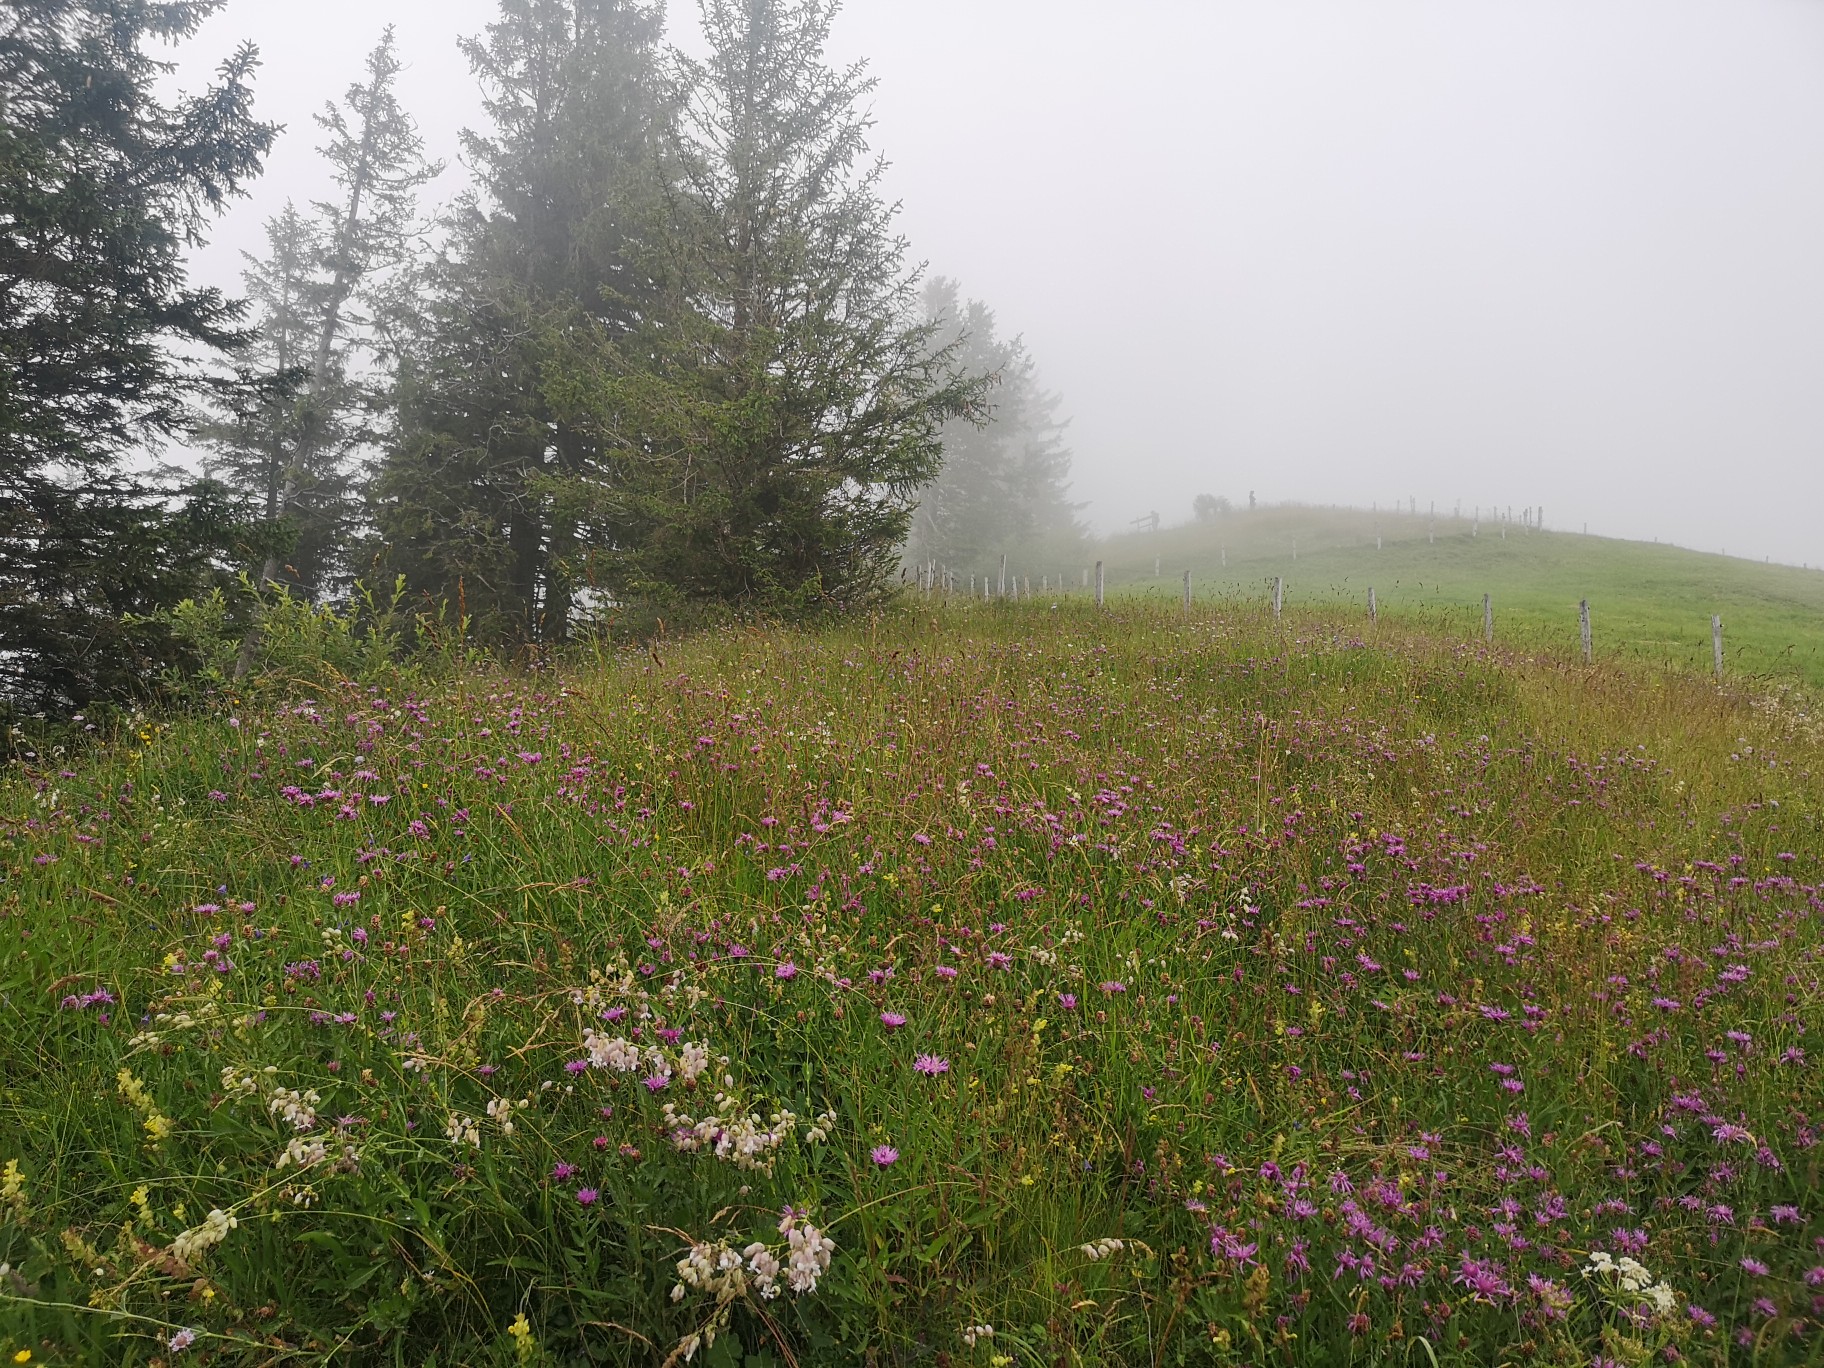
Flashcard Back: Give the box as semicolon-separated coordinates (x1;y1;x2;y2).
1033;505;1824;689
3;602;1822;1364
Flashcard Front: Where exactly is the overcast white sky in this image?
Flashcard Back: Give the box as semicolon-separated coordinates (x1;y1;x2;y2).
175;1;1824;565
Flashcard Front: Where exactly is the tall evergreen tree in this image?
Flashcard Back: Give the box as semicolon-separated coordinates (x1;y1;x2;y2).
373;0;669;642
206;29;437;600
0;0;275;714
544;0;985;614
904;278;1085;575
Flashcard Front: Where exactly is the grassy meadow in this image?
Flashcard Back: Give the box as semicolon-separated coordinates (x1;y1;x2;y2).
3;601;1823;1365
1039;506;1824;690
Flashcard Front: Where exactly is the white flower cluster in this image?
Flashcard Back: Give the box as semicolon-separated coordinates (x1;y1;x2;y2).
1584;1251;1677;1315
485;1096;530;1135
273;1136;361;1174
219;1065;267;1098
267;1086;321;1132
802;1109;839;1144
582;1029;642;1072
778;1208;835;1293
275;1136;327;1169
1082;1238;1126;1261
169;1208;237;1265
962;1324;995;1348
662;1096;798;1174
581;1030;713;1084
446;1112;481;1149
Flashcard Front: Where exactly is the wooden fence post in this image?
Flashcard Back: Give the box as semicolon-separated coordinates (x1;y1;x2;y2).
1154;556;1160;578
999;554;1006;598
1182;569;1191;612
1484;593;1493;644
1713;615;1724;679
1580;599;1592;663
1095;561;1105;608
1273;576;1283;621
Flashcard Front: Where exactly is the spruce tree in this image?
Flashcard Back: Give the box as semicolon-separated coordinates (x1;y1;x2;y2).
373;0;668;642
207;29;436;600
0;0;275;715
904;278;1085;575
544;0;985;614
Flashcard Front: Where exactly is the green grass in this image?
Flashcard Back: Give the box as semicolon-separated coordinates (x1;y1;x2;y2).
1039;505;1824;689
2;602;1823;1365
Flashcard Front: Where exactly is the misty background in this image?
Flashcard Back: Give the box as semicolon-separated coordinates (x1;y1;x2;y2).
174;0;1824;566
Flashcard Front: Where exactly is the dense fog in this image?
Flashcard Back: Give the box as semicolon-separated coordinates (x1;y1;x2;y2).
175;0;1824;565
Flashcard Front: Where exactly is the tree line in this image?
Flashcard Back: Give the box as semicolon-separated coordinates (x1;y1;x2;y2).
0;0;1085;725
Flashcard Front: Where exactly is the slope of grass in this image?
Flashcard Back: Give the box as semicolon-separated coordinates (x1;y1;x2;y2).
3;603;1822;1365
1047;506;1824;689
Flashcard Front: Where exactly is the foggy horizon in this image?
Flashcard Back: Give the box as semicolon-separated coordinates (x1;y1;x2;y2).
173;0;1824;567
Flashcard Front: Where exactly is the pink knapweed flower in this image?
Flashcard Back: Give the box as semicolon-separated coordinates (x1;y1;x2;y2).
871;1145;899;1167
879;1011;907;1030
913;1054;950;1076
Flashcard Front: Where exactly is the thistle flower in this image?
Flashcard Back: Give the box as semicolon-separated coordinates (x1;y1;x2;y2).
870;1145;899;1167
913;1054;949;1076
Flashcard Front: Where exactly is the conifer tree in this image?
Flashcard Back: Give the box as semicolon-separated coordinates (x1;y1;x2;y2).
373;0;669;641
0;0;275;714
544;0;985;614
208;29;437;600
904;278;1085;574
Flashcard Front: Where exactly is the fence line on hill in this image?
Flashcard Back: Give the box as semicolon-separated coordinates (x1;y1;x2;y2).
909;557;1749;681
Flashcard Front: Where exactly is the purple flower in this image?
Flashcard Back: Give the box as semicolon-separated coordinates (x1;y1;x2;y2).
913;1054;950;1076
1099;981;1127;994
871;1145;899;1167
775;961;798;980
553;1162;577;1181
576;1187;599;1205
642;1074;669;1092
1057;993;1078;1010
169;1328;197;1353
879;1011;907;1030
1741;1257;1770;1276
933;965;959;980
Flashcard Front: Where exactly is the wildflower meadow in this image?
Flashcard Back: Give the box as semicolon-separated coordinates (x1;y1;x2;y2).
2;602;1821;1365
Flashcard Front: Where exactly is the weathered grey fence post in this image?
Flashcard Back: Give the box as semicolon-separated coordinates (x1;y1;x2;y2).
1483;593;1493;644
1095;561;1105;608
1182;569;1191;612
1368;586;1377;623
999;554;1006;598
1273;576;1283;621
1376;536;1382;551
1154;556;1161;578
1713;615;1724;679
1580;599;1592;663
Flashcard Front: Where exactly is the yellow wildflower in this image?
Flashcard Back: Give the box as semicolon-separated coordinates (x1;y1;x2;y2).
1;1159;24;1214
507;1312;536;1361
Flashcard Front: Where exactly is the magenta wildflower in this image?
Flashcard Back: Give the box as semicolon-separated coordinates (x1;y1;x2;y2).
913;1054;950;1076
576;1187;599;1205
1099;980;1127;994
1058;993;1078;1009
775;961;798;980
870;1145;899;1167
933;965;959;980
552;1162;577;1181
1741;1257;1770;1276
879;1011;907;1030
